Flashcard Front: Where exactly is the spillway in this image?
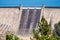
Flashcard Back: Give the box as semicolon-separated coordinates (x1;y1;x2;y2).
19;9;41;36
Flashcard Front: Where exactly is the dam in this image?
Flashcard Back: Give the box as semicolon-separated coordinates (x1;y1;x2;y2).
0;5;60;40
19;7;41;36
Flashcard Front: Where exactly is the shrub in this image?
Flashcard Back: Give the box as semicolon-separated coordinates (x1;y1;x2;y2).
6;34;20;40
31;16;60;40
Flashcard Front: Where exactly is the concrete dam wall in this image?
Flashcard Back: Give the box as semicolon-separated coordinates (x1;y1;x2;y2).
19;9;41;35
0;6;41;36
0;6;60;37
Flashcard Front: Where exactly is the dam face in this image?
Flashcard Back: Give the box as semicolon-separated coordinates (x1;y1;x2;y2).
0;6;60;40
0;6;41;36
19;8;41;36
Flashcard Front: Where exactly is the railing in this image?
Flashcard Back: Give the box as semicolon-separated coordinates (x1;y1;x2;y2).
0;23;9;34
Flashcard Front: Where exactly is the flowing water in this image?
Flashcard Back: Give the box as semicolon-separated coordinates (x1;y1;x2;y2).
19;9;41;36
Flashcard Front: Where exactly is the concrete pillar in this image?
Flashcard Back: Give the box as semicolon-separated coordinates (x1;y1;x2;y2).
17;5;23;34
19;5;23;24
40;4;45;21
50;14;54;34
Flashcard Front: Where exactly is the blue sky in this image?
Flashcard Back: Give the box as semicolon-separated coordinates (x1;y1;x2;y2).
0;0;60;6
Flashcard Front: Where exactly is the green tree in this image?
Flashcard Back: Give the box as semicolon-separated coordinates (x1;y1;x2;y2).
38;16;51;36
6;34;20;40
54;21;60;36
31;16;60;40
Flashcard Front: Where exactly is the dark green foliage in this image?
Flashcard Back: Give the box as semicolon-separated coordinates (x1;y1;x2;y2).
6;34;20;40
31;16;60;40
14;35;20;40
6;34;14;40
33;29;40;40
38;16;51;36
54;21;60;36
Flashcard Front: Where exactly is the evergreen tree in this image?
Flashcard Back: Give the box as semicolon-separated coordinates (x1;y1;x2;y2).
31;16;60;40
38;16;51;36
54;21;60;36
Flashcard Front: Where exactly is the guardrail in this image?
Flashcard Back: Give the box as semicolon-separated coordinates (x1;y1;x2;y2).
0;23;9;34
